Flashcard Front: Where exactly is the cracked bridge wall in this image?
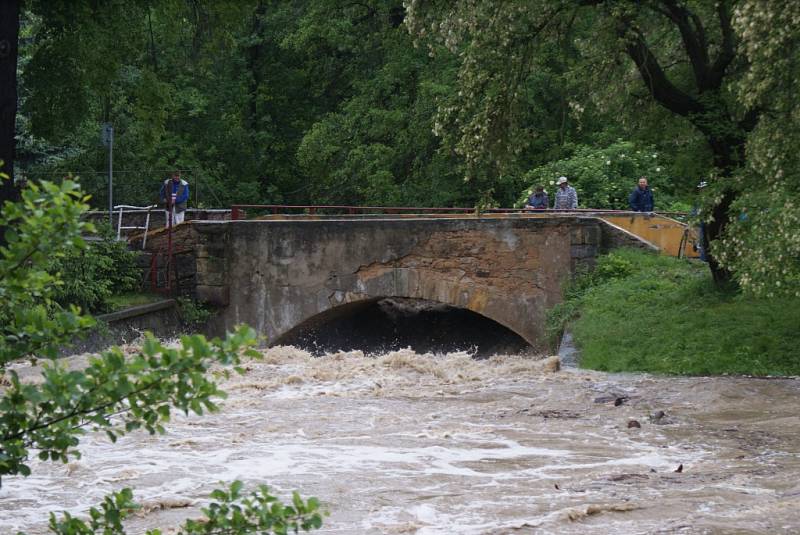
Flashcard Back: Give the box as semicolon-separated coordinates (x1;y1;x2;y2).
193;216;625;351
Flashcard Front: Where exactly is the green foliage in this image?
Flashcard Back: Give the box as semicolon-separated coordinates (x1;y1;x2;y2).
180;481;324;535
516;141;671;209
45;488;136;535
12;0;797;292
177;297;214;328
0;179;257;481
49;225;141;314
0;179;95;362
1;181;322;534
557;249;800;375
105;292;163;312
43;481;324;535
712;0;800;298
1;327;260;481
545;250;636;349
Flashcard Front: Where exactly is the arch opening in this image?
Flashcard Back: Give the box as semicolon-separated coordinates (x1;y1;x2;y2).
273;297;533;358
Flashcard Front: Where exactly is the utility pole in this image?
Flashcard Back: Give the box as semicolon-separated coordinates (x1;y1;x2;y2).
101;122;113;224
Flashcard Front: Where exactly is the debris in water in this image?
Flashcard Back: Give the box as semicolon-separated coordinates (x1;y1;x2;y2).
593;393;629;405
650;410;666;423
627;419;641;428
136;498;193;515
566;502;639;521
609;473;649;482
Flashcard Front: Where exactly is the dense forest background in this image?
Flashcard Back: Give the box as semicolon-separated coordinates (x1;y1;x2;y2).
14;1;706;210
4;0;799;295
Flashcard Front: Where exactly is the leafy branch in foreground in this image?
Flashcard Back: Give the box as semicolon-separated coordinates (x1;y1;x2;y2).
0;178;95;363
0;178;256;482
0;327;259;482
39;481;324;535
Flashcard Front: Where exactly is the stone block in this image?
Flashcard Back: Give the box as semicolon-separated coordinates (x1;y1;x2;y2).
197;268;227;287
136;252;154;268
584;225;601;245
175;254;197;275
570;227;585;245
570;244;597;259
196;255;225;275
196;284;229;306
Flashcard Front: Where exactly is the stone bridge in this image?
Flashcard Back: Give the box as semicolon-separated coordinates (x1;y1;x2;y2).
143;215;654;351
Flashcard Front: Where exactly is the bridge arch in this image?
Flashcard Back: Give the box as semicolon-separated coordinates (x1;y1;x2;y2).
271;295;533;356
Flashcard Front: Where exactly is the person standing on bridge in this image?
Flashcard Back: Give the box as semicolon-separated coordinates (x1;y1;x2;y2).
553;176;578;210
629;176;654;212
160;169;190;226
525;185;549;210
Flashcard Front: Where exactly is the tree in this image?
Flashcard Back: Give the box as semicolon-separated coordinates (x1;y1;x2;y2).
0;178;323;533
0;0;20;207
404;0;762;283
712;0;800;297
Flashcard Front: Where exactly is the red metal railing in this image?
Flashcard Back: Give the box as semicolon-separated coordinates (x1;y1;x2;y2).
229;204;686;220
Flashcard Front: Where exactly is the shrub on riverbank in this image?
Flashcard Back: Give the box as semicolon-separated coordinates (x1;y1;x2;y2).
551;249;800;376
48;225;141;314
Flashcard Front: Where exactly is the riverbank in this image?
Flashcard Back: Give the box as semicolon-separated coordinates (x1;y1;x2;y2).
552;249;800;376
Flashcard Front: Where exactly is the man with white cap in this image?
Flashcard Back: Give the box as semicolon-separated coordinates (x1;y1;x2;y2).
553;176;578;209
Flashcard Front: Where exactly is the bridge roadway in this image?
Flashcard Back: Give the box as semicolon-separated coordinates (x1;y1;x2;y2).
141;212;678;351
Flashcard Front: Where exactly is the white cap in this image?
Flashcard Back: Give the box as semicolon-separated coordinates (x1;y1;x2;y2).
557;176;568;185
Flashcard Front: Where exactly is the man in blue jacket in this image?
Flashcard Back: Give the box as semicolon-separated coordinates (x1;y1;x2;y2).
525;185;549;210
629;176;654;212
159;169;190;226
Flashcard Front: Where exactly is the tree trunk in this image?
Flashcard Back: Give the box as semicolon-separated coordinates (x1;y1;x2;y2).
700;132;746;285
703;190;734;284
0;0;20;209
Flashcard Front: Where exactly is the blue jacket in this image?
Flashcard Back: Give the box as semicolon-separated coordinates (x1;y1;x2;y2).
527;191;549;209
160;179;190;212
629;186;654;212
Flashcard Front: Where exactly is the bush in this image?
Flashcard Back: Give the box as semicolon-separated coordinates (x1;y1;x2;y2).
516;141;673;209
546;250;639;350
48;225;141;314
177;297;213;328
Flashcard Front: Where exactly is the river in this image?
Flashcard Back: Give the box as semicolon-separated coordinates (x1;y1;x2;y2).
2;345;799;534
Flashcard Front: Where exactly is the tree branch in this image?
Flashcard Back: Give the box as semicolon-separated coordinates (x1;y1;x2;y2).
709;0;736;86
656;0;713;91
622;25;704;117
5;379;160;442
739;106;761;133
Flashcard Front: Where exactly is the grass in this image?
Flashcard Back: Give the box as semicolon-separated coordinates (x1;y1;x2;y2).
105;291;165;312
558;249;800;376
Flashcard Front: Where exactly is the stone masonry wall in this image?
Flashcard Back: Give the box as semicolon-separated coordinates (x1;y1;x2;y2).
193;216;615;350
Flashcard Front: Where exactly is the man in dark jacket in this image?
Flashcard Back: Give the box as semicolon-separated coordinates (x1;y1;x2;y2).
525;185;549;210
629;176;654;212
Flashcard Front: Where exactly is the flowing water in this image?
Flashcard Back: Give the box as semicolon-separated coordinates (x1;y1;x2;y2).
2;345;799;534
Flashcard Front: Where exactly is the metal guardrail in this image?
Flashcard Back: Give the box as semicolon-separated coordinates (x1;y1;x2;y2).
229;204;688;220
115;204;157;248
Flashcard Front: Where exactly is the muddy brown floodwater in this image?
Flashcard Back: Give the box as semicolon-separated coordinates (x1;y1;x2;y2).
1;346;799;534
